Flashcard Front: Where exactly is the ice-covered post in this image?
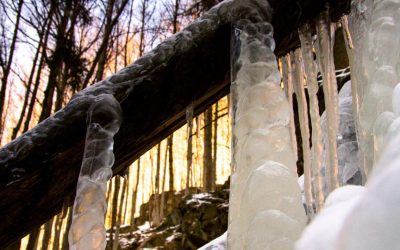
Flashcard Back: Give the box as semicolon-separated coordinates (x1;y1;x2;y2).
228;19;306;249
69;94;122;250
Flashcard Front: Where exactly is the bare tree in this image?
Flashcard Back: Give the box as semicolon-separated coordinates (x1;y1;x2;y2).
0;0;24;140
203;107;213;191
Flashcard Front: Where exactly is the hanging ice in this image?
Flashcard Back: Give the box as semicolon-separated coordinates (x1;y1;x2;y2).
69;94;122;250
280;55;298;161
291;50;314;218
298;24;325;211
315;9;340;192
341;0;374;183
344;0;400;177
228;19;306;250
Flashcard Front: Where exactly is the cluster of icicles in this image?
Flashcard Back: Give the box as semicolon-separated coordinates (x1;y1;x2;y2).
68;0;400;249
228;0;400;249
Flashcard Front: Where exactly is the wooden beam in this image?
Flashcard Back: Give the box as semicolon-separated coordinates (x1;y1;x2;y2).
0;0;350;246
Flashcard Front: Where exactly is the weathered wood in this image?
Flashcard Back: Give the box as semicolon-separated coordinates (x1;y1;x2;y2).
0;0;350;246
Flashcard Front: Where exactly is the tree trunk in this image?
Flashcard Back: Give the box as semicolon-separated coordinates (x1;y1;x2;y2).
12;27;43;139
41;218;54;250
109;177;120;250
26;228;39;250
0;0;24;140
23;7;53;132
167;135;174;191
52;214;63;250
113;177;126;250
130;158;141;225
203;107;213;191
212;102;218;190
186;122;192;195
62;206;72;250
39;0;73;122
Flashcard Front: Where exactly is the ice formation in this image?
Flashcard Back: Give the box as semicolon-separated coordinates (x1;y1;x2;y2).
294;185;365;250
291;50;314;218
228;19;306;250
315;9;340;192
69;94;122;250
280;55;298;161
298;25;325;211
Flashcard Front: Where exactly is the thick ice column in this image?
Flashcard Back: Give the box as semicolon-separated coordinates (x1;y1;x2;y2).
357;0;400;169
298;24;325;211
228;19;306;250
69;94;122;250
315;9;340;192
291;50;314;218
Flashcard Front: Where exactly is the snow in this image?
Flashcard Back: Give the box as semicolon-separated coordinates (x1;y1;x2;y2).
199;232;227;250
69;94;122;250
295;185;365;250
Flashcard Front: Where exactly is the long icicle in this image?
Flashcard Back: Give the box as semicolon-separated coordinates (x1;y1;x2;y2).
299;24;325;212
281;55;299;162
315;7;340;192
340;14;367;184
292;50;314;218
69;94;122;250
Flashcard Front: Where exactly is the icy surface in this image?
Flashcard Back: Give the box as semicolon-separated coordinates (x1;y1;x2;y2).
292;49;314;218
228;20;306;250
346;0;400;177
315;9;340;192
335;132;400;250
298;25;325;211
321;81;361;187
295;185;365;250
69;94;122;250
199;232;227;250
281;55;298;161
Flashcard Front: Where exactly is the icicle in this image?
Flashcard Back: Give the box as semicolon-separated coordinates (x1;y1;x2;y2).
358;0;400;170
69;94;122;250
291;50;314;218
342;0;375;181
341;16;354;49
228;19;306;250
315;7;340;192
299;24;325;212
281;55;299;161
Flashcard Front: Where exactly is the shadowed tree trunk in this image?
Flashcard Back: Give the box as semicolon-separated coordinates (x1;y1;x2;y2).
41;218;54;250
26;228;39;250
212;102;218;190
203;107;213;191
168;135;174;191
130;158;141;226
